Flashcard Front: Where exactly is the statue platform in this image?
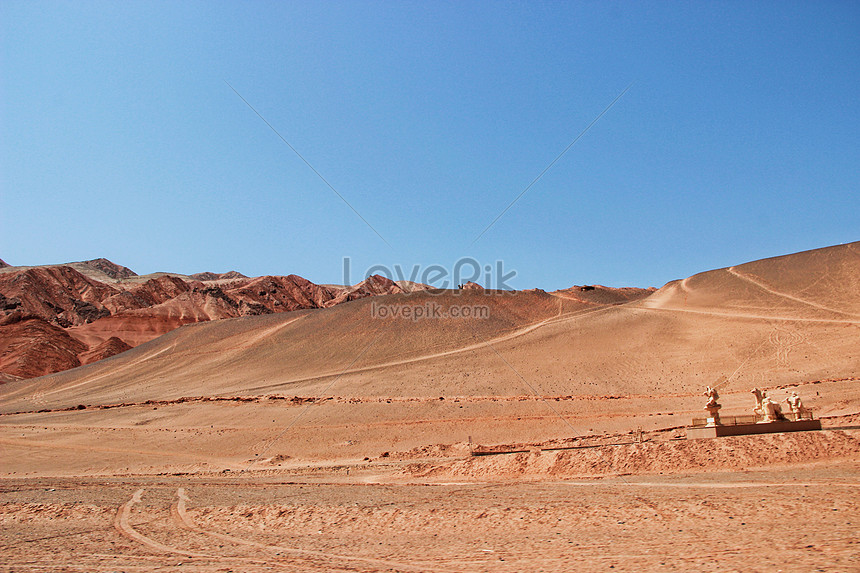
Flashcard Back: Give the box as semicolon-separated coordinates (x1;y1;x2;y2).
687;418;821;440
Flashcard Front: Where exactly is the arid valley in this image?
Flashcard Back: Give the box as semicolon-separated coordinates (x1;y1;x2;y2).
1;243;859;572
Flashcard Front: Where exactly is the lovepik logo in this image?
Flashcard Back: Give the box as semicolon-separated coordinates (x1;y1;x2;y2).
342;257;517;290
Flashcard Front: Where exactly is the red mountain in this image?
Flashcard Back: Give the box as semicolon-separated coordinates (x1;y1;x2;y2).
226;274;337;311
325;274;404;307
0;266;117;327
0;313;88;380
80;258;137;280
189;270;247;281
79;336;133;366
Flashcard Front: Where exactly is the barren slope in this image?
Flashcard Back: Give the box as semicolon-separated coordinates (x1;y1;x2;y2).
3;243;859;409
0;257;426;378
0;289;578;410
0;243;858;474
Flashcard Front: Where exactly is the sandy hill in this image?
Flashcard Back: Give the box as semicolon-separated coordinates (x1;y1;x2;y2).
0;243;857;475
0;259;425;379
551;284;657;305
7;242;857;409
643;243;860;319
0;288;583;409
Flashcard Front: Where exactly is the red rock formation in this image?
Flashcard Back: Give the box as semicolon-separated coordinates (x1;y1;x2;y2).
79;258;137;280
79;336;132;365
189;270;248;281
125;286;242;322
0;263;355;379
226;275;336;311
0;315;88;379
324;275;404;307
0;266;117;327
68;314;197;349
101;275;191;313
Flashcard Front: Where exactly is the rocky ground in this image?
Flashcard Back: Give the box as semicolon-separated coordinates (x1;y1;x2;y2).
1;458;858;572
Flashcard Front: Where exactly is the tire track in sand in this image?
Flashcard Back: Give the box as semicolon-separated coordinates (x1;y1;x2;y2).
172;487;458;573
116;489;312;570
114;488;211;558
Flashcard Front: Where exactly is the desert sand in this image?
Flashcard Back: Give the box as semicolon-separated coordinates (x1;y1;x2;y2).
1;242;859;571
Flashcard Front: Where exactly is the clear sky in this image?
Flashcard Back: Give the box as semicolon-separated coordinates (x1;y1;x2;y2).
2;1;858;290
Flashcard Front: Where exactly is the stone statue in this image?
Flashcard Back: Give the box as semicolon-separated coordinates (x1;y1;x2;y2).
785;391;807;419
751;387;765;416
704;386;720;408
751;388;785;422
703;386;721;425
761;395;782;422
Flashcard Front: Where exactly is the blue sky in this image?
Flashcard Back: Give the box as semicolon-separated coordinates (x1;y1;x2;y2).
2;1;858;290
